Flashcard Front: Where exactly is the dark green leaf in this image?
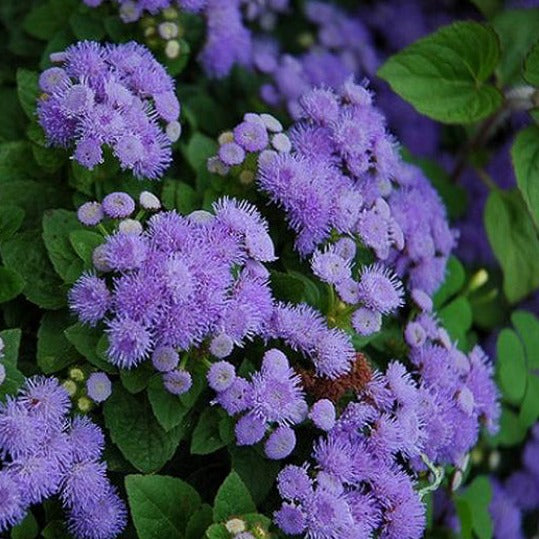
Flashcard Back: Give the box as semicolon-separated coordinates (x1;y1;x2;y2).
458;476;493;539
161;180;199;215
470;0;503;18
125;474;201;539
270;271;305;304
213;471;256;522
42;209;85;283
511;310;539;369
378;22;502;123
104;384;185;473
185;133;218;171
0;205;25;242
484;189;539;303
512;125;539;230
524;40;539;85
492;9;539;85
204;524;229;539
37;310;80;374
120;362;154;394
11;511;38;539
64;323;116;374
147;374;190;432
69;11;106;40
0;329;21;366
488;406;527;447
0;266;25;303
230;447;280;505
434;256;465;308
191;407;227;455
69;230;104;267
1;231;66;309
185;504;213;539
16;69;39;121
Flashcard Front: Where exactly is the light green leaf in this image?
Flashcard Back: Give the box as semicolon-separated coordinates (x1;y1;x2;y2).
64;323;116;374
125;474;201;539
484;189;539;303
185;133;218;171
496;328;527;404
512;126;539;230
185;504;213;539
147;375;190;432
69;230;104;267
378;21;502;123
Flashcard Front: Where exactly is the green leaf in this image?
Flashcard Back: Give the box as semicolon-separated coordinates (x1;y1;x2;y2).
125;474;201;539
455;498;473;539
42;209;85;283
69;11;106;40
185;504;213;539
0;329;24;402
519;373;539;428
0;266;25;303
23;0;76;40
1;231;66;309
37;310;80;374
191;407;227;455
64;323;116;374
378;21;502;124
488;406;527;447
204;524;229;539
0;205;25;242
11;511;38;539
524;40;539;85
434;256;465;308
147;375;190;432
104;384;185;473
458;476;493;539
161;180;199;215
213;471;256;522
511;310;539;369
496;328;527;404
230;447;280;505
16;70;39;121
470;0;503;18
438;296;473;346
484;189;539;303
512;126;539;230
270;271;306;304
492;9;539;85
40;521;70;539
120;362;154;394
69;230;104;267
185;133;218;171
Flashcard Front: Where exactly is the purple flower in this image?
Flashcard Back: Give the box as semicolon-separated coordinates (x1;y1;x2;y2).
102;192;135;219
274;503;307;535
68;416;105;463
235;413;266;446
62;460;108;509
219;142;246;166
86;373;112;403
309;399;336;431
234;120;269;152
103;233;148;272
69;274;110;326
38;41;177;180
163;370;192;395
151;346;179;373
67;485;127;539
264;425;296;459
77;202;104;226
358;264;404;315
277;465;312;501
207;361;236;392
0;471;26;532
106;317;152;368
311;247;351;285
351;307;382;336
209;333;234;359
214;378;252;415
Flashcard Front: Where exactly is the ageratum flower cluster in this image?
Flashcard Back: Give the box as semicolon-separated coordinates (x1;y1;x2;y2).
38;41;180;179
70;192;275;375
83;0;289;78
0;377;126;538
272;309;498;538
255;1;378;116
209;79;455;294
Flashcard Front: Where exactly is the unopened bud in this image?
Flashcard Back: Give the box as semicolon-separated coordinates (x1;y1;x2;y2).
165;40;180;59
77;396;93;413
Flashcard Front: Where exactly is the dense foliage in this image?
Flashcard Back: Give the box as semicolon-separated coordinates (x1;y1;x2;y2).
0;0;538;537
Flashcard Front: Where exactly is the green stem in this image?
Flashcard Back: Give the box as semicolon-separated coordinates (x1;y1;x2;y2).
97;223;109;237
180;353;190;370
418;453;445;499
